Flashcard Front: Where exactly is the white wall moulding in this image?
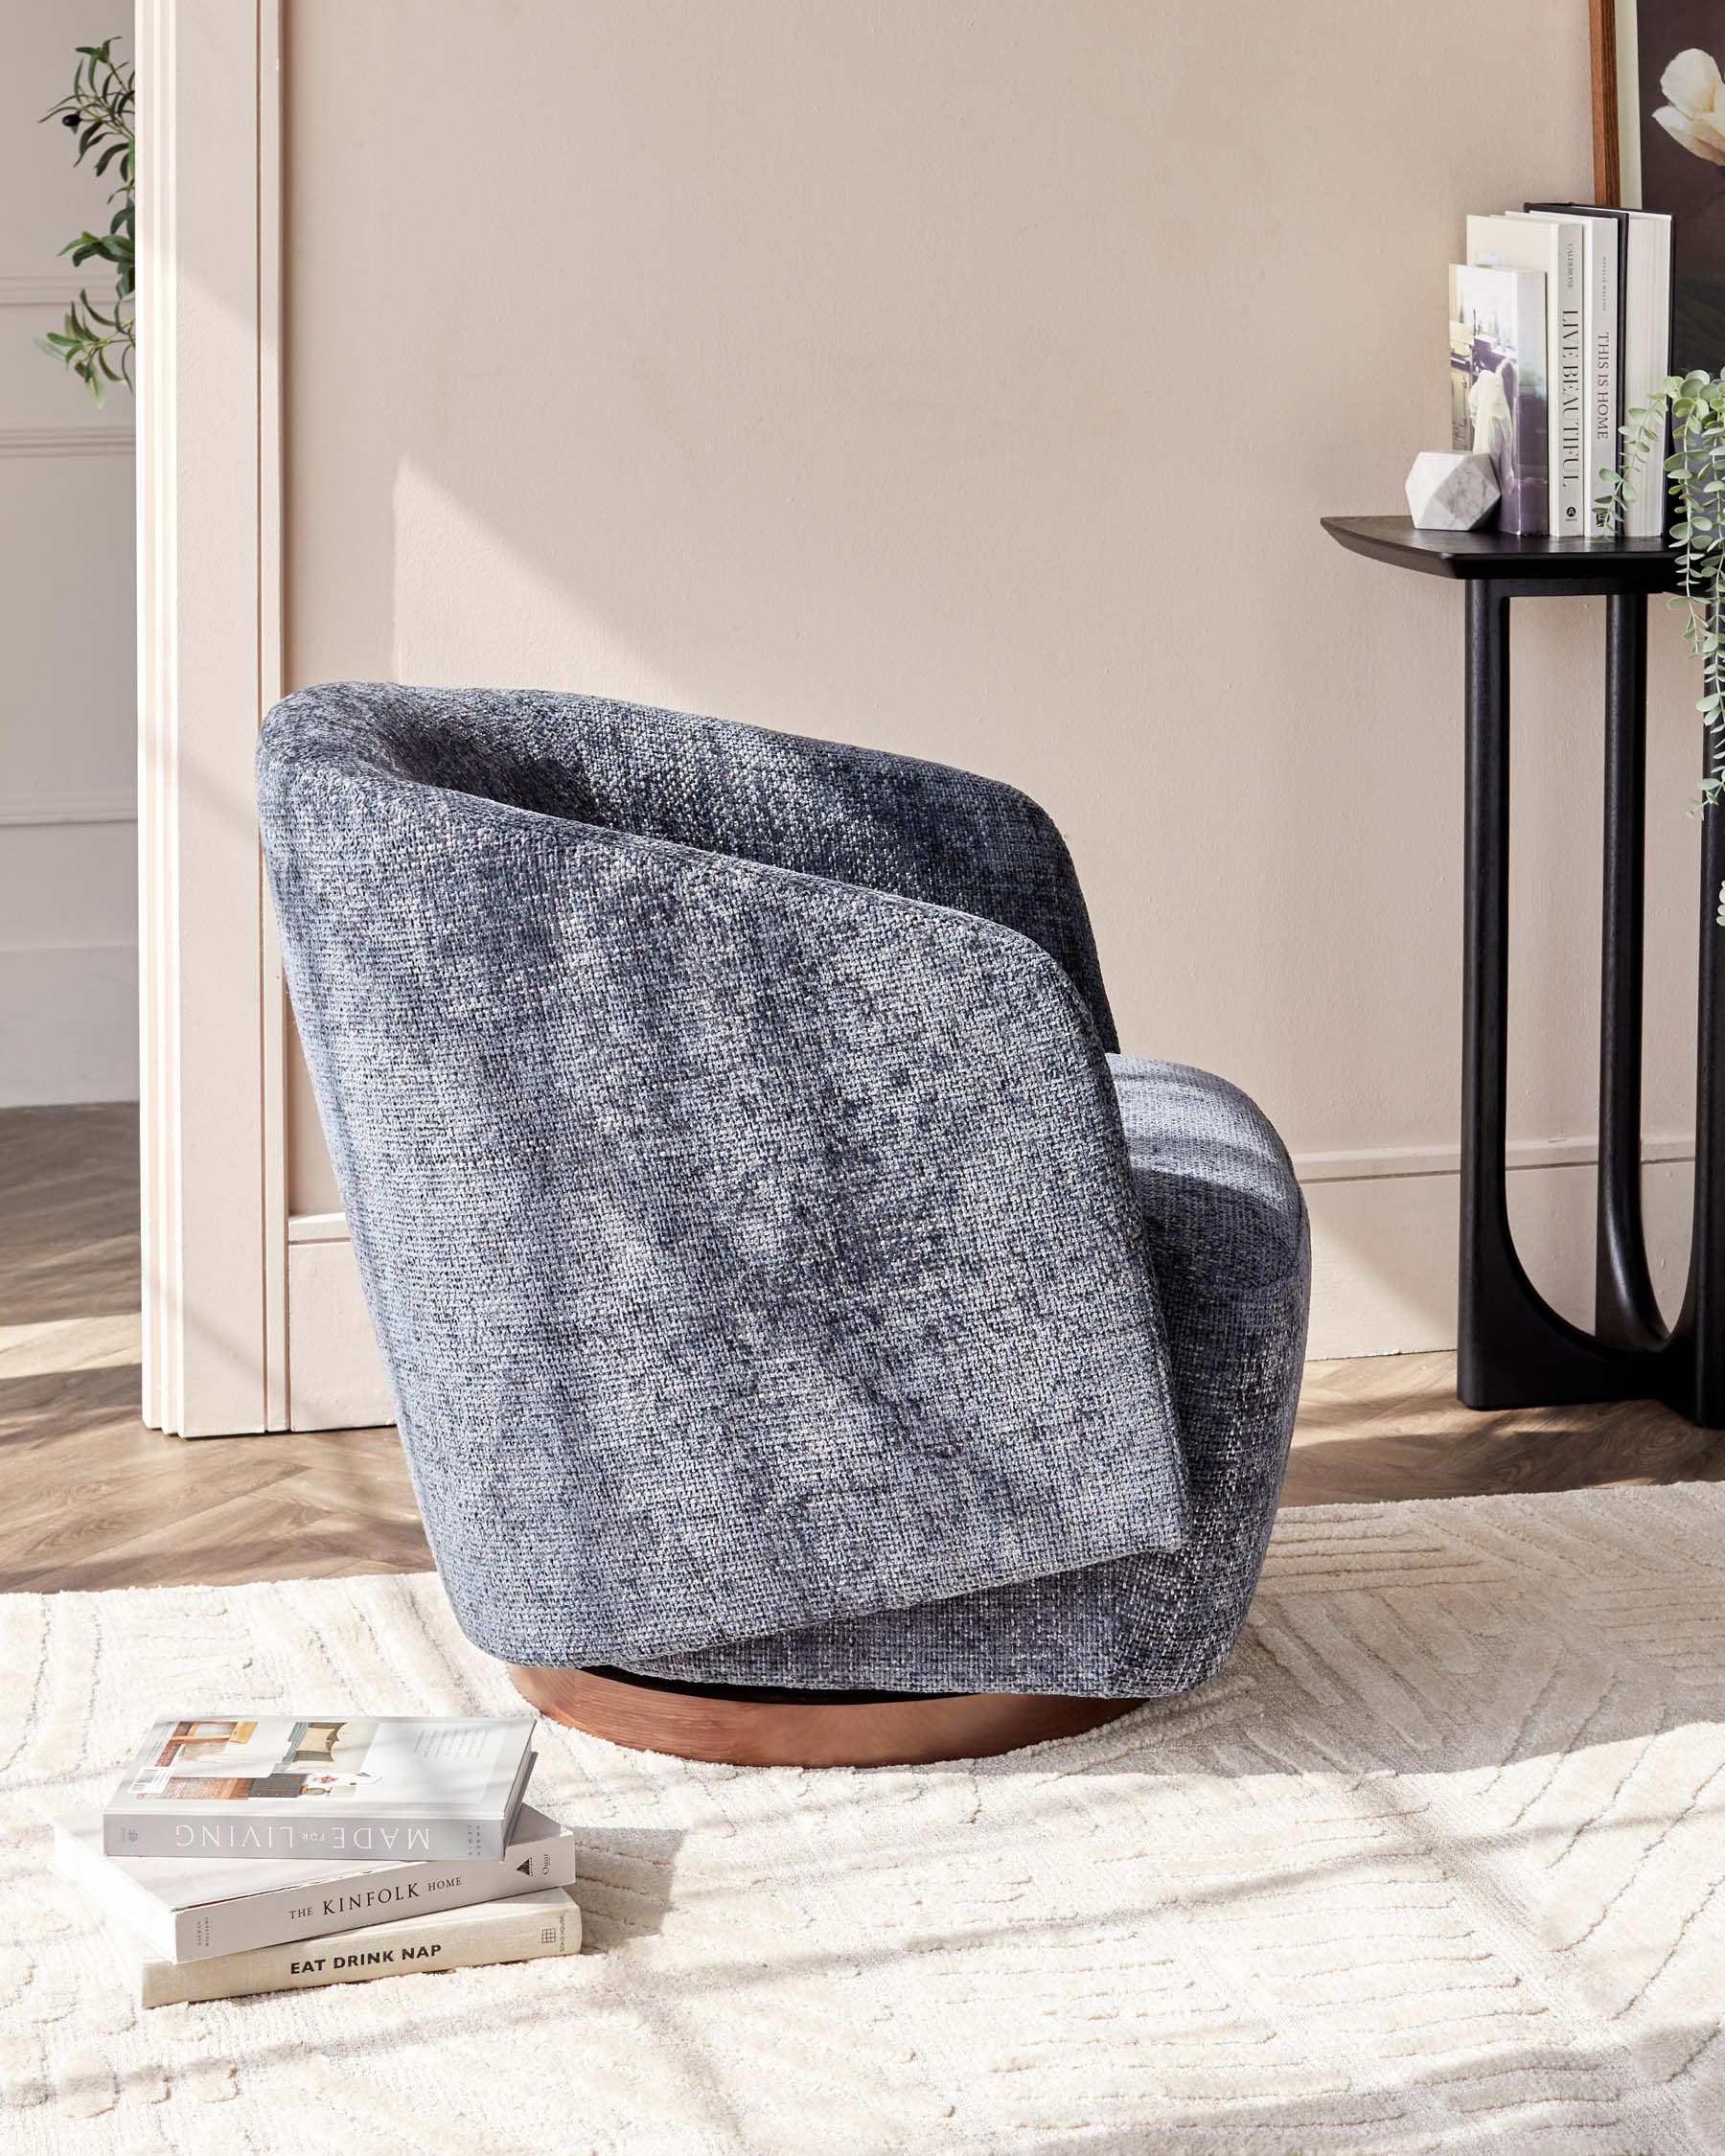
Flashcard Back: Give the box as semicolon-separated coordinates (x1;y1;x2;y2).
137;0;287;1437
1295;1132;1695;1185
0;791;135;829
286;1211;352;1245
274;1128;1697;1429
0;276;117;308
0;425;134;458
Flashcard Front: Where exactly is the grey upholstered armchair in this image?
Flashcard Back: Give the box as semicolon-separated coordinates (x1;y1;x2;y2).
258;685;1309;1762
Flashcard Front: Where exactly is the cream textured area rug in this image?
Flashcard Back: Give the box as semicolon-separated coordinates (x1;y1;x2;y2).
5;1483;1725;2153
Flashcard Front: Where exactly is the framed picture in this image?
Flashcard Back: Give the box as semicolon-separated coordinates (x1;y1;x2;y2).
1595;0;1725;370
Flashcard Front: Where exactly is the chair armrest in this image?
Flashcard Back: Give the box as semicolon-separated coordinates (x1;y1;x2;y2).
260;696;1181;1669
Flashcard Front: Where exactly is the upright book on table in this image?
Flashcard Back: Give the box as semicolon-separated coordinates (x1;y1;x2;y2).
56;1802;575;1961
1516;207;1618;533
103;1716;537;1862
1449;262;1548;535
1527;203;1673;538
1467;212;1585;534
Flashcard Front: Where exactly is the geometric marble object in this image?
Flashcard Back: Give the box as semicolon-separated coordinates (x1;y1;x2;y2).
1404;448;1501;531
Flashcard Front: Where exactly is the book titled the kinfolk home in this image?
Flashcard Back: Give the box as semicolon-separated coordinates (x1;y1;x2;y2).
1449;262;1548;536
58;1802;574;1961
103;1716;537;1863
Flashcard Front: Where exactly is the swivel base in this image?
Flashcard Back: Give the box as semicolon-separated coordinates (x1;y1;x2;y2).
509;1663;1142;1767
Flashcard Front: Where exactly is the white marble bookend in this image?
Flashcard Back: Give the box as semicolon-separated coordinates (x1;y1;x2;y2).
1404;450;1501;532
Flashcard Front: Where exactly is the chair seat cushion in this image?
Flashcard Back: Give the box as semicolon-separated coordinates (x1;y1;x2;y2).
1111;1056;1307;1305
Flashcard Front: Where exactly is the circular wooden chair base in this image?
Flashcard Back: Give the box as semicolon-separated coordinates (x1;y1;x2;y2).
510;1663;1143;1768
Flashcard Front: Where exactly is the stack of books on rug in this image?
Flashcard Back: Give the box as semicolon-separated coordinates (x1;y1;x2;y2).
1450;203;1673;537
53;1714;580;2007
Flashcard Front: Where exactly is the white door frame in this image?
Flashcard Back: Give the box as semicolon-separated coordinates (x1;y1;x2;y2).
137;0;288;1436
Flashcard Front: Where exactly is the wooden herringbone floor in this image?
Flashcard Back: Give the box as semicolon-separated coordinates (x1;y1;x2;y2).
3;1105;1721;1595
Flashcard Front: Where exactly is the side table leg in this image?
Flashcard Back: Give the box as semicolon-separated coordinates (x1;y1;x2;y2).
1659;783;1725;1425
1457;580;1644;1410
1458;580;1514;1407
1596;591;1665;1348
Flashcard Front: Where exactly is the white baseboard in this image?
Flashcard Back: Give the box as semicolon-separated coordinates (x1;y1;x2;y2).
276;1131;1698;1429
287;1236;394;1430
1300;1140;1694;1359
0;942;138;1106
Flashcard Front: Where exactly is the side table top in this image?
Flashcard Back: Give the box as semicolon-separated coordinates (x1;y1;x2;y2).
1322;515;1679;590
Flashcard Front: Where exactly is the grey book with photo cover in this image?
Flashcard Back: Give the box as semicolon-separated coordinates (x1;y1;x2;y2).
102;1715;537;1862
1450;262;1549;535
106;1885;581;2008
1468;212;1585;533
56;1802;574;1961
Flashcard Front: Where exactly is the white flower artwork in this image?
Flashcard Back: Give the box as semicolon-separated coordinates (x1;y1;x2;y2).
1655;45;1725;167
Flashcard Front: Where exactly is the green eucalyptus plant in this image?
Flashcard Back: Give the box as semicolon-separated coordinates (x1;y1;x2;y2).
36;37;134;406
1603;370;1725;924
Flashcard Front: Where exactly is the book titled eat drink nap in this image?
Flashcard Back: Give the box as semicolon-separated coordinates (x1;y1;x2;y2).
107;1886;580;2009
103;1715;537;1863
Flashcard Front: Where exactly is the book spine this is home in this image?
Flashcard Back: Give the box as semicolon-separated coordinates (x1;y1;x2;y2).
103;1811;515;1864
116;1888;581;2008
1584;219;1620;533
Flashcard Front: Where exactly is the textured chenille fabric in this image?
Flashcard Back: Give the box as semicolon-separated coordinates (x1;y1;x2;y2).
258;684;1308;1696
635;1060;1308;1696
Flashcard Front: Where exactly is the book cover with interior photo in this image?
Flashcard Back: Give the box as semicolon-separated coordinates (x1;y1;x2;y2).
103;1716;537;1862
1467;212;1585;532
58;1802;575;1961
1449;263;1549;535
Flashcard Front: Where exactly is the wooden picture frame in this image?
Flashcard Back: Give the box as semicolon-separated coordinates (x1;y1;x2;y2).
1591;0;1622;205
1591;1;1725;374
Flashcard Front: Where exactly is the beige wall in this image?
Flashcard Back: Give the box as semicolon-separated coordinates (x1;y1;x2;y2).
283;0;1704;1349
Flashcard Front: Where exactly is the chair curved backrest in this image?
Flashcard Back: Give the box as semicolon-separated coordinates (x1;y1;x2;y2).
258;683;1189;1668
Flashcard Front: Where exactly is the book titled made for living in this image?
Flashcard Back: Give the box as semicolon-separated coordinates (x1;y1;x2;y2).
103;1716;537;1862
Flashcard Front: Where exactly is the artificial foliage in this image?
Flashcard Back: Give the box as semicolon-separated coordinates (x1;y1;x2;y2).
37;37;134;406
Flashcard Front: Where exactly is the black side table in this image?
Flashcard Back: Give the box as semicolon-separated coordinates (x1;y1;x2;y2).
1323;514;1725;1427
